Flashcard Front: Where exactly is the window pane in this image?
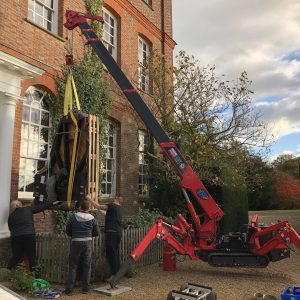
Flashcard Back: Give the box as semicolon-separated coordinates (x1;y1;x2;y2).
20;140;28;156
46;21;52;31
39;143;48;158
108;45;113;55
107;171;112;182
25;176;34;192
28;141;39;157
31;108;40;124
109;136;114;146
109;147;113;158
22;106;30;122
102;172;106;181
41;111;49;126
36;2;43;15
106;184;111;194
107;159;112;170
21;123;29;138
40;127;49;142
101;183;106;194
26;159;36;175
30;125;39;140
35;14;43;27
28;0;34;10
18;176;25;192
45;0;53;8
110;17;114;27
45;8;52;21
19;158;26;172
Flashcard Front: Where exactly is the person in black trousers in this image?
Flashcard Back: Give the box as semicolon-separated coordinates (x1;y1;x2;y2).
88;196;123;279
7;199;61;272
65;199;99;295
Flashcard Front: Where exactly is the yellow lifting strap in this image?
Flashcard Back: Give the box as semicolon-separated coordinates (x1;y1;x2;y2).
63;72;81;209
64;73;81;115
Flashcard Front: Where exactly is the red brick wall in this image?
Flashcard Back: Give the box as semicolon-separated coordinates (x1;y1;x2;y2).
1;0;175;228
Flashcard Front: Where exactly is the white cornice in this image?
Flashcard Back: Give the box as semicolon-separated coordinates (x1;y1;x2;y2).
0;51;44;77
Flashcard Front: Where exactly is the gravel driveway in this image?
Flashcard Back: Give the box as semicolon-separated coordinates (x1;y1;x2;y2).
53;250;300;300
53;214;300;300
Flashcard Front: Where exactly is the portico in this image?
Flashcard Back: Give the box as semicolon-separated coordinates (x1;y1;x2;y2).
0;51;43;239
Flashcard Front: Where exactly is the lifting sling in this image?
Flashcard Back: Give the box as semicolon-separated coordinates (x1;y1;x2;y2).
63;71;81;209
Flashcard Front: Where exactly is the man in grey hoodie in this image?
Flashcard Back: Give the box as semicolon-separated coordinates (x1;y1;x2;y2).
65;199;99;295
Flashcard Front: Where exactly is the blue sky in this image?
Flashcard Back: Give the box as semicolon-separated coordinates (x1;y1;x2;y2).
172;0;300;161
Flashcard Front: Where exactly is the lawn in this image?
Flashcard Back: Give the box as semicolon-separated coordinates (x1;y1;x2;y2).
249;210;300;216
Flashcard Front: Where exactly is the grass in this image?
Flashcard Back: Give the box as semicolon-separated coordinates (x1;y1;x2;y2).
249;209;300;216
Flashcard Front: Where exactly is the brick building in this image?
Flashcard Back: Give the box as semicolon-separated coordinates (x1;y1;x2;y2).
0;0;175;238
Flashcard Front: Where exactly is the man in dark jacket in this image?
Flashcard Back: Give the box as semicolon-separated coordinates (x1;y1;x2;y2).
8;200;61;272
65;199;99;295
87;196;123;278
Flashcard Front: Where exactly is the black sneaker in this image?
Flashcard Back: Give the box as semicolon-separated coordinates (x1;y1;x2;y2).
64;289;73;296
82;289;89;294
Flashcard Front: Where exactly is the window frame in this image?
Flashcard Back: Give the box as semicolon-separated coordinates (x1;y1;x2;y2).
138;130;149;197
101;120;117;198
138;36;151;93
27;0;58;34
102;7;118;61
18;87;51;200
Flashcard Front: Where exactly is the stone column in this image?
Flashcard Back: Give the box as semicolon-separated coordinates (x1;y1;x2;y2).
0;92;19;238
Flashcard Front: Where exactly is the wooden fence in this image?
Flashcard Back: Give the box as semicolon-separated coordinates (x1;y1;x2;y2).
36;225;164;283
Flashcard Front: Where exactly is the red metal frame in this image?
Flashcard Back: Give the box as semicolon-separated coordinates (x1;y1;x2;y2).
63;10;300;266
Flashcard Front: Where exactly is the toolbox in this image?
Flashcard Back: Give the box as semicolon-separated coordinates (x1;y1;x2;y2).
281;287;300;300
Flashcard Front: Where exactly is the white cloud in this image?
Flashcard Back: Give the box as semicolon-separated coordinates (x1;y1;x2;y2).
173;1;300;145
255;95;300;140
282;150;293;155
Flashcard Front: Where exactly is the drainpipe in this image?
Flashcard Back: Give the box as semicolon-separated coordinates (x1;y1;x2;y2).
160;0;167;127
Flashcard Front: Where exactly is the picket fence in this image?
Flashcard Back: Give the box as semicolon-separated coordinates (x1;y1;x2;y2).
36;225;164;283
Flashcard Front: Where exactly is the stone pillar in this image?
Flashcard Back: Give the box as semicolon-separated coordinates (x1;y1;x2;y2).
0;92;19;238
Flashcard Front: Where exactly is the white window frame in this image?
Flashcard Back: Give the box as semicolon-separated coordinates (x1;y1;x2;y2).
27;0;58;34
101;120;117;198
18;87;51;200
138;130;149;197
138;37;150;92
102;7;118;61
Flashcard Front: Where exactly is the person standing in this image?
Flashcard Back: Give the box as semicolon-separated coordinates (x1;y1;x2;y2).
65;199;99;295
88;196;123;278
7;200;61;272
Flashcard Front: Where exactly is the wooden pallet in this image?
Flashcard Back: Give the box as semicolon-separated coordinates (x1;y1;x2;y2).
87;115;100;203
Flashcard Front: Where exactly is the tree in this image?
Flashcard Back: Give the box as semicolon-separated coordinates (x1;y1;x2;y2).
274;172;300;209
243;154;277;210
272;154;300;180
144;51;270;218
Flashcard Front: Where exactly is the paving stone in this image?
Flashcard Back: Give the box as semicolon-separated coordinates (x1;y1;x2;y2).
94;284;132;296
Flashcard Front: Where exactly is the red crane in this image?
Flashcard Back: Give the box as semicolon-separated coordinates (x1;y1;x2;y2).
64;10;300;288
